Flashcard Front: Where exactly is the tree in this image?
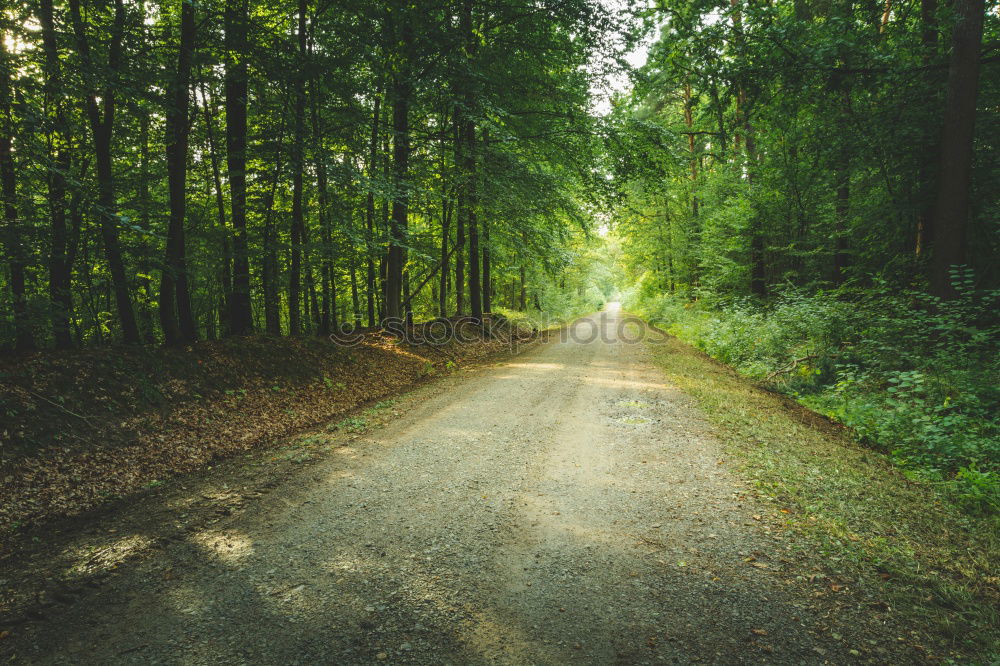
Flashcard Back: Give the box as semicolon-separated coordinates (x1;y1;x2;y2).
69;0;141;344
383;6;413;323
225;0;253;334
1;22;34;351
160;0;198;344
929;0;986;297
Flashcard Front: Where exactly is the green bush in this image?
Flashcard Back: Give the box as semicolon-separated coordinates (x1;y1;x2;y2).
627;279;1000;513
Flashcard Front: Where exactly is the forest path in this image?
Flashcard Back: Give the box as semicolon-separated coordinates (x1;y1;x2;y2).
5;307;898;664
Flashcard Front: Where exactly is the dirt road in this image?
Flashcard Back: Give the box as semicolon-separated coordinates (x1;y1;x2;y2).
3;308;902;664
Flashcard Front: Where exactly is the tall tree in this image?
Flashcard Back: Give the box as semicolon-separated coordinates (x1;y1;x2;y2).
160;0;198;344
69;0;141;344
289;0;308;335
0;25;33;351
225;0;253;333
365;90;382;328
929;0;986;297
462;0;482;323
383;9;413;323
38;0;73;348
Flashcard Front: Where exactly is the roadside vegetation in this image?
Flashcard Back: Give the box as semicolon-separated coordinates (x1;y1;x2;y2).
644;329;999;661
627;282;1000;514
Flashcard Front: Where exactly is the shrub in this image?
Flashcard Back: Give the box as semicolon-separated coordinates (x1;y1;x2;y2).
626;282;1000;512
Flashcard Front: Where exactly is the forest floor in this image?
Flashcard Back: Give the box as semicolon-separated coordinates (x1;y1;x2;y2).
0;307;990;663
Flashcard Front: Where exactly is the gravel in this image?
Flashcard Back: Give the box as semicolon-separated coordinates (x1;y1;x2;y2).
2;309;912;664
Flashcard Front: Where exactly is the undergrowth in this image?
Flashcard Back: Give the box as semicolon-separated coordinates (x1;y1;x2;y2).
643;330;999;661
493;282;607;332
626;274;1000;514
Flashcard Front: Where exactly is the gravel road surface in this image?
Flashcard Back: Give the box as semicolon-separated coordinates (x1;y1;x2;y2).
3;308;903;664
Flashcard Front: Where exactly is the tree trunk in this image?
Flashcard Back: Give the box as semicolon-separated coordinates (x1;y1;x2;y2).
200;79;232;335
365;91;381;328
519;230;527;311
466;120;481;323
39;0;73;348
0;33;33;350
69;0;140;344
314;99;333;336
67;168;85;344
384;17;412;323
350;256;361;327
683;82;698;219
161;0;198;344
461;0;481;323
929;0;984;297
454;122;465;316
439;193;451;318
482;216;491;314
746;129;766;298
136;113;157;343
289;0;307;334
225;0;253;334
260;111;286;336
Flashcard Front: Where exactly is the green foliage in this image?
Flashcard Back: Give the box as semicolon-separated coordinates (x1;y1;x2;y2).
0;0;639;350
628;284;1000;511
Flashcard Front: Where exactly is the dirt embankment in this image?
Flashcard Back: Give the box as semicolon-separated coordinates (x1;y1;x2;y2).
0;319;538;538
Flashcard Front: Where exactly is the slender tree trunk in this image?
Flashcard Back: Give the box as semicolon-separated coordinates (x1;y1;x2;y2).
136;113;157;343
161;0;197;344
384;17;412;323
289;0;308;334
683;82;698;219
482;216;491;314
833;167;850;284
466;120;481;323
314;102;332;336
39;0;73;348
747;127;766;298
365;91;381;328
832;96;851;285
479;128;490;314
454;122;465;316
200;79;232;335
260;118;285;336
225;0;253;334
67;168;85;344
350;256;361;327
403;269;412;326
259;99;287;337
69;0;140;343
929;0;984;297
519;231;527;311
439;194;451;318
461;0;481;323
0;33;33;351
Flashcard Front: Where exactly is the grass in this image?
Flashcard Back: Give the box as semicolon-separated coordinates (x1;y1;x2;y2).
644;331;1000;662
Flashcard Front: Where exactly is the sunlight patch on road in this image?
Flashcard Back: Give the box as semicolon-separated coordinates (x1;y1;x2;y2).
504;362;566;371
190;529;255;565
62;534;154;578
582;376;667;391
